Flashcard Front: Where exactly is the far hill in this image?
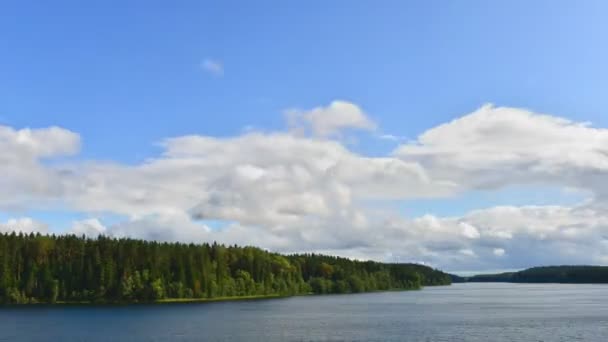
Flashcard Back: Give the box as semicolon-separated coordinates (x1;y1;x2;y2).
464;266;608;284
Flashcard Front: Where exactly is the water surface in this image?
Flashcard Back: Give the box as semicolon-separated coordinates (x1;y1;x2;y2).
2;283;608;341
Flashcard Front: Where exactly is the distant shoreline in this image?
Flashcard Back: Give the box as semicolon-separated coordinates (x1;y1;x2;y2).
451;265;608;284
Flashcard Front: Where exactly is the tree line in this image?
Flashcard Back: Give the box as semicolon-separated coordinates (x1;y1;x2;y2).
0;232;451;304
464;266;608;283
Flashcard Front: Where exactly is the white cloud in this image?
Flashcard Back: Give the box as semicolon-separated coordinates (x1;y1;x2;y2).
0;125;80;158
460;222;481;239
395;104;608;194
58;131;450;254
71;218;107;237
201;58;223;76
377;133;407;142
493;248;506;256
0;217;49;234
286;100;377;137
460;249;476;257
0;125;80;211
71;131;447;220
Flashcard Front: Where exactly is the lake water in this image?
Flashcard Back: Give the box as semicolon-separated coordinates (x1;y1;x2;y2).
2;283;608;341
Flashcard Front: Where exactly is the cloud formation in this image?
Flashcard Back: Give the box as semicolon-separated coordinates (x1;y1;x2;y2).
395;104;608;195
0;125;80;211
287;100;377;137
2;103;608;271
71;218;107;236
0;217;48;234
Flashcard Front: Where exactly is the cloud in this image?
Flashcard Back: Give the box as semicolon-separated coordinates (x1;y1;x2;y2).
0;125;80;158
460;222;481;239
0;125;80;211
395;104;608;195
377;134;407;142
201;58;224;76
71;218;107;237
493;248;506;256
286;100;377;137
4;104;608;271
62;190;608;272
64;132;448;230
0;217;49;234
357;203;608;271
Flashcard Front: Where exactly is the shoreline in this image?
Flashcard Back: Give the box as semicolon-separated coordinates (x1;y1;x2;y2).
0;286;437;307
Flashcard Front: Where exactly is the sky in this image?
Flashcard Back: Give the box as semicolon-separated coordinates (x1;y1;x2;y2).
2;1;608;273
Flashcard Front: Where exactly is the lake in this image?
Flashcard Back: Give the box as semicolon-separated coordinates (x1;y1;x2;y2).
1;283;608;341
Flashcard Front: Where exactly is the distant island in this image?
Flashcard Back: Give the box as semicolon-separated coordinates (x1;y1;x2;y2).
0;232;451;304
453;266;608;284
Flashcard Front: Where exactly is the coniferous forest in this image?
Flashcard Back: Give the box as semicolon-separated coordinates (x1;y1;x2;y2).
464;266;608;283
0;232;452;304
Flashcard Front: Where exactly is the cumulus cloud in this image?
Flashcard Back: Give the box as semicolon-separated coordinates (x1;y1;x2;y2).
286;100;377;137
0;125;80;211
395;104;608;195
292;202;603;271
64;132;448;224
71;218;107;237
460;222;481;239
4;104;608;271
388;105;608;269
0;125;80;158
0;217;49;234
201;58;223;76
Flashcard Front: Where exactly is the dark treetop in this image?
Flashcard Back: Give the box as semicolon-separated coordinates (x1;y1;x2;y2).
462;266;608;283
0;232;451;304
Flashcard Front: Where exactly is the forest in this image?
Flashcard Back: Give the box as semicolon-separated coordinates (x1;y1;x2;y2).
465;266;608;283
0;232;452;304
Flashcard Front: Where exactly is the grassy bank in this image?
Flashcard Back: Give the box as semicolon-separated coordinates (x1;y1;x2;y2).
155;293;291;304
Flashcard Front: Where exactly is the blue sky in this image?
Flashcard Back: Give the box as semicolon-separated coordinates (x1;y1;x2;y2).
2;1;608;271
